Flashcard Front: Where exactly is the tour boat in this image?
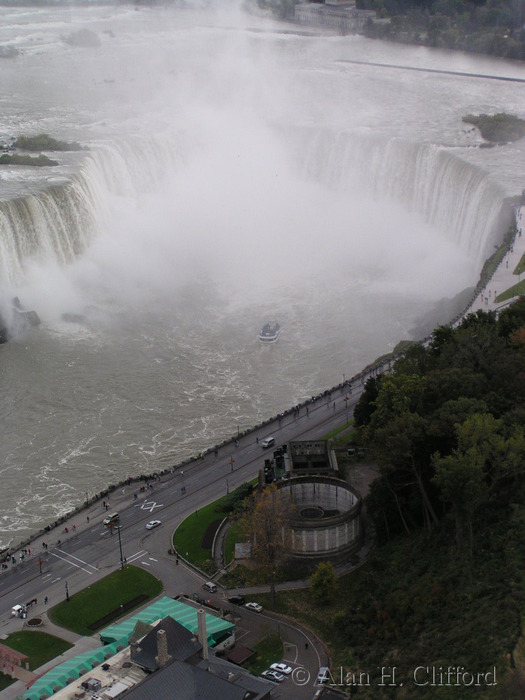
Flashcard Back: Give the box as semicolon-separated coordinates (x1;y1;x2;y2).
259;321;281;343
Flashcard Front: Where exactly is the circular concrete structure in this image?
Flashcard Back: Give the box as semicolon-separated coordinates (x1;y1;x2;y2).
277;475;362;561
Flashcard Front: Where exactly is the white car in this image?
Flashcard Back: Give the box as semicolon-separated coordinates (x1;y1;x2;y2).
146;520;161;530
261;669;284;683
270;663;292;675
245;601;263;613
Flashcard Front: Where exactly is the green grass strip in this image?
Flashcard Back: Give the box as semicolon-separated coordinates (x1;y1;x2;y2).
49;565;162;636
174;481;256;570
173;495;231;568
496;279;525;302
1;631;72;671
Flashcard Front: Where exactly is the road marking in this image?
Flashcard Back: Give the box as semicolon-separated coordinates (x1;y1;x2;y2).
234;627;250;642
56;549;97;571
125;550;147;564
141;561;151;567
52;577;61;583
42;574;52;581
50;551;94;575
139;501;163;513
149;557;158;562
284;643;298;663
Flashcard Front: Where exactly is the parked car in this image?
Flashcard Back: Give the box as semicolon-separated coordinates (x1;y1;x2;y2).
261;669;285;683
227;595;245;605
269;662;292;675
245;601;263;613
145;520;161;530
316;666;330;685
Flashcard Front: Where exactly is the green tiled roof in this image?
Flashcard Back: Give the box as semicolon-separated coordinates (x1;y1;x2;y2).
24;597;234;700
99;597;233;646
24;637;126;700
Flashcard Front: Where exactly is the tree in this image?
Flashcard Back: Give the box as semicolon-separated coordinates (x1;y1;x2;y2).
353;375;382;427
432;450;487;555
310;561;338;604
240;484;293;606
433;412;525;556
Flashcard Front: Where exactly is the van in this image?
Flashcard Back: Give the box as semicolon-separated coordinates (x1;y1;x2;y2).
203;581;217;593
261;437;275;449
103;512;120;527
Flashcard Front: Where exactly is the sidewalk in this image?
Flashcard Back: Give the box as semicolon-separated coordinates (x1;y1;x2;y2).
469;205;525;315
2;479;158;602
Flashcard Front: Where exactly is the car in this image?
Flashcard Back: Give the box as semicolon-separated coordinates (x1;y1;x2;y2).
203;581;217;593
103;512;120;527
260;669;285;683
245;601;263;613
261;437;275;449
145;520;161;530
227;595;246;605
316;666;330;685
269;663;292;675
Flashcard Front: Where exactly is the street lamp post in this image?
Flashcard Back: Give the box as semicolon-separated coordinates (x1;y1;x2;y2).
65;581;69;602
116;525;124;571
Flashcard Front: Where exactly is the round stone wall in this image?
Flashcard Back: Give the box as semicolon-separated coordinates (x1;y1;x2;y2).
276;475;362;560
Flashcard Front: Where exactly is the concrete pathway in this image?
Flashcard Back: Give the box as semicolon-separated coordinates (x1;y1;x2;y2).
469;205;525;315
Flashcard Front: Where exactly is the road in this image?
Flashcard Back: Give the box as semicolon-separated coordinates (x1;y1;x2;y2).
0;376;373;698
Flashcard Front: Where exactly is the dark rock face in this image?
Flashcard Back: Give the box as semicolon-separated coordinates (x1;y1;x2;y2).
0;315;8;343
0;297;40;343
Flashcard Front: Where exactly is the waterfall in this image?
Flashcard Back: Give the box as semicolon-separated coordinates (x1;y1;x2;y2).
295;128;511;268
0;126;512;291
0;133;188;289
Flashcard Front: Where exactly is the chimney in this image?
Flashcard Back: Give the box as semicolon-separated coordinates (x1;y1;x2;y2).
197;609;208;660
155;629;171;669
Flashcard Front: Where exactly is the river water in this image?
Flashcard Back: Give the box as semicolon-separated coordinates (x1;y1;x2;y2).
1;3;524;547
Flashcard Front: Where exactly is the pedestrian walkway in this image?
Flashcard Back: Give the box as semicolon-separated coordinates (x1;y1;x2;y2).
470;205;525;315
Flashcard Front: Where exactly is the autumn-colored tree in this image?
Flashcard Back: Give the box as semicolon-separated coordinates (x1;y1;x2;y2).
240;483;293;606
310;561;338;604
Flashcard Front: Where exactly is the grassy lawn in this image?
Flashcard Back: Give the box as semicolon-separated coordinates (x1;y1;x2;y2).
2;631;72;671
174;495;231;570
49;565;162;636
224;519;243;565
244;632;283;675
323;419;355;444
495;278;525;302
514;253;525;276
174;481;255;571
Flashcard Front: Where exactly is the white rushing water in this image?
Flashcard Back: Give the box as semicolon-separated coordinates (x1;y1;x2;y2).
1;3;524;546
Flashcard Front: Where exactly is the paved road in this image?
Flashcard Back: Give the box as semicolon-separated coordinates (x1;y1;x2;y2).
0;378;368;699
